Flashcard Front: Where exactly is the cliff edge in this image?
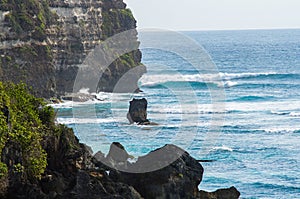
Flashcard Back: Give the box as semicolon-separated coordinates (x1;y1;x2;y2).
0;0;145;98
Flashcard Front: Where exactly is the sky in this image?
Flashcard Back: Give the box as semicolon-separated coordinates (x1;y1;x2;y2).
124;0;300;31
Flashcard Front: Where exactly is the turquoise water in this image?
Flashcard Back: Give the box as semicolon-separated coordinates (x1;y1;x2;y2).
55;29;300;198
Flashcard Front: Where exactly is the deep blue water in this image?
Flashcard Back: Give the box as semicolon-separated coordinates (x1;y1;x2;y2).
54;29;300;198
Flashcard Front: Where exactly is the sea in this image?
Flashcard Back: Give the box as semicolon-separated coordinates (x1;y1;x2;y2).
53;29;300;199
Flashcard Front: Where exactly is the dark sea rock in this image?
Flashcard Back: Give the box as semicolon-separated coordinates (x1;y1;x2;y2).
127;98;150;124
98;143;240;199
112;144;204;199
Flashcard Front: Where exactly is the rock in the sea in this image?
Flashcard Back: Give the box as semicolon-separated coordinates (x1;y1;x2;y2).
127;98;150;124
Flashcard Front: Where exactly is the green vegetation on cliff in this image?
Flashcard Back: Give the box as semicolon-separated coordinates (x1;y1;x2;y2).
101;8;135;39
0;82;57;180
0;0;56;41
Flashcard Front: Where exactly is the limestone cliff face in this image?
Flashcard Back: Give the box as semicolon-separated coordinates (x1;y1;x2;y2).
0;0;145;98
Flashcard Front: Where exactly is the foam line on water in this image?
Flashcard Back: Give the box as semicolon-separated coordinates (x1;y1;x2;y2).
139;72;296;87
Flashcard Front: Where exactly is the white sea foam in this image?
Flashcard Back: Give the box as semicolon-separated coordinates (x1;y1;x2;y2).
79;88;90;95
222;81;239;88
262;127;300;134
48;101;74;109
212;145;234;152
219;72;278;80
270;111;290;116
139;72;279;87
149;103;227;115
289;112;300;117
49;99;99;109
56;117;117;125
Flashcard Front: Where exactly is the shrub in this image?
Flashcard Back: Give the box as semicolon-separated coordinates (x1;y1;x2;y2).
0;82;53;180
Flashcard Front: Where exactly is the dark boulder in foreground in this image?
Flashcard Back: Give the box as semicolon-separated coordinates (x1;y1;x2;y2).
127;98;150;125
112;144;204;198
97;142;240;199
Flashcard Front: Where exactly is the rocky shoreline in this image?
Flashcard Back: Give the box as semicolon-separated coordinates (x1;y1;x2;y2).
2;133;240;199
0;83;240;198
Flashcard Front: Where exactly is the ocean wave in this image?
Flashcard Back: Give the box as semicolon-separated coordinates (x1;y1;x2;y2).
270;111;291;116
139;72;298;87
261;127;300;134
220;72;274;80
139;73;218;87
228;95;274;102
212;145;234;152
223;81;239;88
289;112;300;117
250;182;300;192
220;72;300;81
271;111;300;117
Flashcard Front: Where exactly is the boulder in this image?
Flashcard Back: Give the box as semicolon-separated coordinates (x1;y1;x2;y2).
101;143;240;199
106;142;133;169
112;144;204;199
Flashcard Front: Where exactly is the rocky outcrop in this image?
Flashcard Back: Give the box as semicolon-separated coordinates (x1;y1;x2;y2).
1;127;240;199
94;142;240;199
111;144;204;198
0;0;145;98
3;125;143;199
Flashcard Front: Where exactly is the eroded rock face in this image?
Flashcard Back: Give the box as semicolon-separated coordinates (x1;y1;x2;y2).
0;0;145;98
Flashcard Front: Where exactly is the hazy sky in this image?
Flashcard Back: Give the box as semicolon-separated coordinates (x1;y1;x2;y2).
124;0;300;31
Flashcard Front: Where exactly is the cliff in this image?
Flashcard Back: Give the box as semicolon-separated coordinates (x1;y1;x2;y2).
0;0;145;98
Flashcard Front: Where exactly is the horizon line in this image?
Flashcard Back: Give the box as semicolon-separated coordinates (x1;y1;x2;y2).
136;27;300;32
